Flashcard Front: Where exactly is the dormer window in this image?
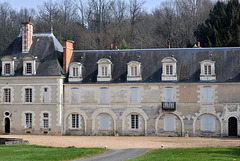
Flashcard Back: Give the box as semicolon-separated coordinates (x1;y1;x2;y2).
127;61;142;81
166;65;173;75
97;58;112;82
161;57;177;81
26;63;32;74
1;56;17;76
23;56;37;75
200;60;216;81
69;62;82;82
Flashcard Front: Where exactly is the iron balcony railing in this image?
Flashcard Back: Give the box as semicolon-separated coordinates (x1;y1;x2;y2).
162;102;176;111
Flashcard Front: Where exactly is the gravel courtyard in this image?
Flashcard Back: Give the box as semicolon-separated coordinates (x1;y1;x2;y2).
1;135;240;149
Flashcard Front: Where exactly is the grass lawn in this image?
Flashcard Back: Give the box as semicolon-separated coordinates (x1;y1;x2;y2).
128;147;240;161
0;145;107;161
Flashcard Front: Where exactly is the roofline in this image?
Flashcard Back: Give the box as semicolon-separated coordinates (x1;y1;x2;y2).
73;47;240;53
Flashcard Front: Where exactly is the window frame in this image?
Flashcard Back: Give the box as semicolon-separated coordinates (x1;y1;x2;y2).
43;113;49;129
130;114;139;130
127;61;142;81
25;113;32;129
71;113;79;129
161;57;177;81
25;88;32;103
97;58;112;81
4;88;11;103
200;60;216;81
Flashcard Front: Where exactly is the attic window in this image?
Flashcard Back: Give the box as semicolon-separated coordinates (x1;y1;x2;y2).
69;62;82;82
200;60;216;81
1;56;16;76
161;57;177;81
127;61;142;81
23;55;37;75
97;58;112;82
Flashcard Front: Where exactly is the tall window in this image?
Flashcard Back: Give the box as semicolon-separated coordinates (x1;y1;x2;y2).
100;113;109;130
73;67;78;77
204;65;211;75
43;113;49;129
166;65;173;75
203;86;213;103
202;114;214;131
164;114;175;131
131;114;139;130
4;89;11;103
131;66;137;76
5;63;10;75
100;88;109;103
71;114;79;129
130;87;139;103
43;88;49;103
25;113;32;128
25;88;32;103
165;87;174;102
26;63;32;74
102;66;107;76
71;88;80;104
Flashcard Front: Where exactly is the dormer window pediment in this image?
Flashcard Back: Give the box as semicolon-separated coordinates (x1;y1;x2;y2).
200;60;216;81
23;55;37;75
1;56;17;76
127;61;142;81
97;58;112;81
69;62;83;82
161;57;177;81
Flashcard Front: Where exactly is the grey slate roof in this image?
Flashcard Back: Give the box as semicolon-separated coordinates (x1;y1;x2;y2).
0;33;64;76
70;47;240;83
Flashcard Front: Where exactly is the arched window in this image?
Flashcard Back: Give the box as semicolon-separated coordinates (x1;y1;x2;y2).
127;61;142;81
97;58;112;81
200;60;216;81
69;62;82;82
161;57;177;81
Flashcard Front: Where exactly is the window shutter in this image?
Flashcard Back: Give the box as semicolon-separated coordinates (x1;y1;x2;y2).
165;87;174;102
164;114;175;131
100;113;109;130
131;87;138;103
202;114;214;131
71;88;79;104
203;86;212;103
100;88;109;103
43;93;49;103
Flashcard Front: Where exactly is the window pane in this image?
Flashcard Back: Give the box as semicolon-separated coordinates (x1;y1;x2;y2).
26;63;32;74
5;64;10;75
25;113;32;128
131;114;139;129
72;114;79;128
25;88;32;103
4;89;11;103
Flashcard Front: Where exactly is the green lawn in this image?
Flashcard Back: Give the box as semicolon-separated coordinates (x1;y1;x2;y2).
0;145;107;161
128;147;240;161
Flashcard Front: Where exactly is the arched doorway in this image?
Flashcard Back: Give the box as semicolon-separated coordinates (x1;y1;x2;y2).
5;117;10;133
228;117;237;136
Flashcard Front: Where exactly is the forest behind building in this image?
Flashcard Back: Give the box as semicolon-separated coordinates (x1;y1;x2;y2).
0;0;238;53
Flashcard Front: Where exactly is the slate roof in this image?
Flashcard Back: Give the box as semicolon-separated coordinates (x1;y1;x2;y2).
0;33;64;76
69;47;240;83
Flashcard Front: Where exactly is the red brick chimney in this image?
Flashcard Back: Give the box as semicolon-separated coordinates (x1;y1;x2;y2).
63;40;74;73
22;17;33;53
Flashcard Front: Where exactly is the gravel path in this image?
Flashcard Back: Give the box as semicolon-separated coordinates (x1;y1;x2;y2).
73;148;150;161
1;135;240;149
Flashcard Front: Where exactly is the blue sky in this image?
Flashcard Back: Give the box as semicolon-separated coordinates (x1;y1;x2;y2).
2;0;165;12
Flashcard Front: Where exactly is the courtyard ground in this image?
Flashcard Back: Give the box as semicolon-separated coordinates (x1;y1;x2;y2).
0;135;240;149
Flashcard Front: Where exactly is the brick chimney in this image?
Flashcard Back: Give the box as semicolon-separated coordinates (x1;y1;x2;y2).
22;17;33;53
63;40;74;73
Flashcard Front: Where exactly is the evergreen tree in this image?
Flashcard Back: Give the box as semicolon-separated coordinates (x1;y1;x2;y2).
119;39;130;49
194;0;240;47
